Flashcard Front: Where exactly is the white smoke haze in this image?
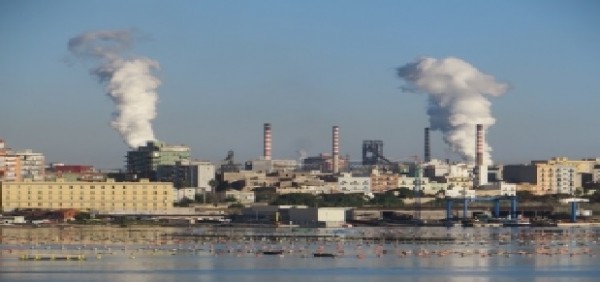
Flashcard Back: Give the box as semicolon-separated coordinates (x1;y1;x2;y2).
397;57;508;165
68;29;159;148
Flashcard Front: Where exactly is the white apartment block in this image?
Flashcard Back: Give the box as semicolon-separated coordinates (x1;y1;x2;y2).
16;150;45;181
537;164;576;195
174;160;216;194
337;173;371;194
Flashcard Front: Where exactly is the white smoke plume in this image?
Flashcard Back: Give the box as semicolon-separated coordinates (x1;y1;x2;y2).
397;57;508;165
68;29;159;148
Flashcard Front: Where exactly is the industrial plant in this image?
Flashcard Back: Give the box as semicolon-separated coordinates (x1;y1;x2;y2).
2;39;600;227
3;119;600;227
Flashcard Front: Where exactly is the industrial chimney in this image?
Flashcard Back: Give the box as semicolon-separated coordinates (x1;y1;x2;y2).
263;123;272;160
332;125;340;174
424;127;431;163
474;123;488;186
476;124;483;166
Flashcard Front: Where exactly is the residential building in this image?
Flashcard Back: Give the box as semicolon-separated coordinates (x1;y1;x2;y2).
15;150;45;181
504;162;577;195
1;140;45;182
476;182;517;197
337;173;370;194
0;154;20;182
370;169;399;193
1;178;173;213
221;189;255;205
174;188;196;202
593;165;600;183
537;164;577;195
173;160;215;195
445;185;476;199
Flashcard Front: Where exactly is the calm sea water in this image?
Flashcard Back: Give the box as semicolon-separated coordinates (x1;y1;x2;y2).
2;226;600;282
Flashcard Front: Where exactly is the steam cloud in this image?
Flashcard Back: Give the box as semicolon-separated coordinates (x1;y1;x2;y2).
68;29;159;148
397;57;508;165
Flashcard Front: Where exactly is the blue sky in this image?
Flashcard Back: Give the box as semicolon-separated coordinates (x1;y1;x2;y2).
1;0;599;169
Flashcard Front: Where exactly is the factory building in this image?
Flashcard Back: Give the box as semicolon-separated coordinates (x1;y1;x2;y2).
241;123;298;173
0;178;173;213
362;140;389;165
301;153;349;173
126;141;191;180
288;207;347;228
246;159;298;173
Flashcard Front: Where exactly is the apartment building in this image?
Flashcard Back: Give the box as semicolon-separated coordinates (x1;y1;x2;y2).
1;178;173;213
503;161;577;195
370;169;399;193
1;140;45;182
337;173;371;194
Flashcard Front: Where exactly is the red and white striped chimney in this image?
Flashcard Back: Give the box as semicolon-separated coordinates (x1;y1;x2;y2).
264;123;272;160
332;125;340;174
476;124;484;166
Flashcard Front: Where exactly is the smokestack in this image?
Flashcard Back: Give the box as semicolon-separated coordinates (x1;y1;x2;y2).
476;124;484;166
263;123;272;160
332;126;340;174
68;29;160;148
397;57;507;164
474;123;488;186
424;127;431;163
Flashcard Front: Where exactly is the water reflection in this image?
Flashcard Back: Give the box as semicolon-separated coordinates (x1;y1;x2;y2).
1;226;600;282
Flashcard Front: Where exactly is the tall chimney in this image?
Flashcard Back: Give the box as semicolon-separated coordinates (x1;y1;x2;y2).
476;124;483;166
264;123;272;160
424;127;431;163
332;125;340;174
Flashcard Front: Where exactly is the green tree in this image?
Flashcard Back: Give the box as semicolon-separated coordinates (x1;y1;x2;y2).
228;202;245;209
321;193;367;207
74;212;91;222
271;193;320;207
370;193;404;208
175;197;193;207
